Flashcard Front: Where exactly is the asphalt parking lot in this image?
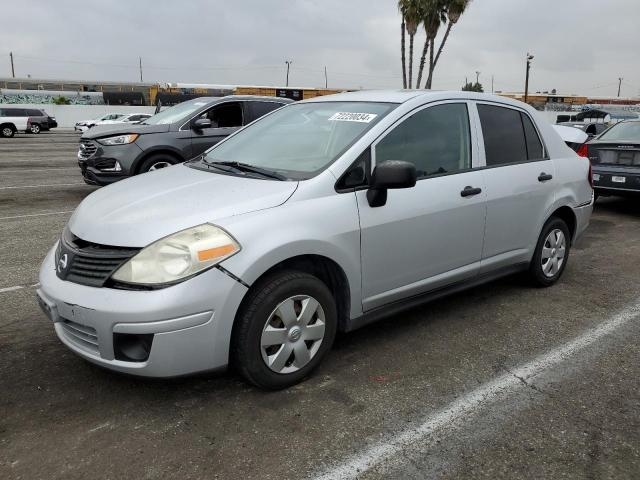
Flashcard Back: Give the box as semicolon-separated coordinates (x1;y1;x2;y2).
1;131;639;480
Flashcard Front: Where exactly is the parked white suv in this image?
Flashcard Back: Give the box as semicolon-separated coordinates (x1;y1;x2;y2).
38;91;593;389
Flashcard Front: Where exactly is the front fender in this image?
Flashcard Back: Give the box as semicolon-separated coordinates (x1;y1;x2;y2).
217;192;363;318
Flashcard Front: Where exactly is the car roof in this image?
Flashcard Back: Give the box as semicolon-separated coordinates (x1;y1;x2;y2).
300;89;530;108
191;95;294;104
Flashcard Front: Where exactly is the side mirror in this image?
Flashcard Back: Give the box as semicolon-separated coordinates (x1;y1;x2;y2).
192;118;212;130
367;160;417;207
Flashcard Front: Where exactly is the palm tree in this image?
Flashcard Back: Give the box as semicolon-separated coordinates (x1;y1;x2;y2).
399;0;422;89
417;0;446;88
398;2;407;88
425;0;471;89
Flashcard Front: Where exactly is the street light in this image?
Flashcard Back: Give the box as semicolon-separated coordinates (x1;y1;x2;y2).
524;53;534;103
285;60;293;87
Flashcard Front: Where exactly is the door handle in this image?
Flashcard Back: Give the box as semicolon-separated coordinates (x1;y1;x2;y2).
538;172;553;182
460;186;482;197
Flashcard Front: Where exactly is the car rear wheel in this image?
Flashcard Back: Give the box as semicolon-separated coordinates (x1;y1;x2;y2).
29;123;41;134
529;217;571;287
232;270;337;390
1;126;15;138
138;154;178;174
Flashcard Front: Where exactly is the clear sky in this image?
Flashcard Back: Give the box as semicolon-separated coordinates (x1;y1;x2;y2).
2;0;638;97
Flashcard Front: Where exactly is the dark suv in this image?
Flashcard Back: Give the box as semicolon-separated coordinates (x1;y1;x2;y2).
0;107;57;133
77;96;292;185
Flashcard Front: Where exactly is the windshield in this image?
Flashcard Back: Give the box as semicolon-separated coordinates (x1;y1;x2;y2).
202;102;393;179
599;121;640;141
142;98;211;125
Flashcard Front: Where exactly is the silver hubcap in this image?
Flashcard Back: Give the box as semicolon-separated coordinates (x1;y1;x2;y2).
260;295;326;374
541;228;566;278
149;161;171;171
31;125;39;133
2;128;12;136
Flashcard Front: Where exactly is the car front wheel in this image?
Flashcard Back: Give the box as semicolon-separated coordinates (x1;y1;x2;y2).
29;123;41;134
1;126;15;138
529;217;571;287
138;154;178;174
232;270;337;390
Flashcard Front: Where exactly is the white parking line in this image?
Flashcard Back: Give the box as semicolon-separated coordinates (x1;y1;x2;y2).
0;211;73;220
0;183;86;190
313;300;640;480
0;168;78;173
0;286;24;294
0;283;39;294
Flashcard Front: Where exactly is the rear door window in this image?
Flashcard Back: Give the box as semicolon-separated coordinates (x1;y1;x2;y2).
3;108;25;116
477;104;528;166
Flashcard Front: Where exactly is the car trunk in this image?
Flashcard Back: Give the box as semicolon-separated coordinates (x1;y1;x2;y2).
588;142;640;190
588;143;640;168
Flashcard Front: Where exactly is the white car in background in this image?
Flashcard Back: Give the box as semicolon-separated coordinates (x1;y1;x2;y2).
75;113;125;132
0;115;31;137
95;113;152;126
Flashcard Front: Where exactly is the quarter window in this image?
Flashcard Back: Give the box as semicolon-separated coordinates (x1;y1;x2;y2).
375;103;471;178
521;112;545;159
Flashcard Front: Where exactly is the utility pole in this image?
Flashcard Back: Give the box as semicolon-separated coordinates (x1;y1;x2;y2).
324;66;328;89
285;60;292;87
10;52;15;78
475;71;480;84
491;75;494;93
617;77;623;97
524;53;534;103
139;57;143;83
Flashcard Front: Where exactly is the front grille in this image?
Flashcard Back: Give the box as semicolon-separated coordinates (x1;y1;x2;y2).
78;139;97;159
60;319;99;355
56;228;140;287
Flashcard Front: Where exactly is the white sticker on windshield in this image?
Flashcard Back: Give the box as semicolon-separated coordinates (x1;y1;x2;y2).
328;112;378;123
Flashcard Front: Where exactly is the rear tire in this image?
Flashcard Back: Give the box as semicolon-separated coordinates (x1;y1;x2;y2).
529;217;571;287
232;270;337;390
138;153;179;174
1;126;15;138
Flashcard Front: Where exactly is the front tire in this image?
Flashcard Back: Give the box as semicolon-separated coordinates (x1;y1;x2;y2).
529;217;571;287
1;126;15;138
29;123;41;134
232;270;337;390
138;153;178;174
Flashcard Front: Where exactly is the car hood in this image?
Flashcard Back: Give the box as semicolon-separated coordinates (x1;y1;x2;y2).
68;164;299;247
82;122;170;139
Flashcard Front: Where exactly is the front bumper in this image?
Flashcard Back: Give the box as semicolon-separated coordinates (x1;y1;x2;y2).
38;245;248;377
77;141;142;186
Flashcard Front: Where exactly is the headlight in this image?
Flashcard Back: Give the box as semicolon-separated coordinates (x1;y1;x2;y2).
97;134;139;146
111;224;240;285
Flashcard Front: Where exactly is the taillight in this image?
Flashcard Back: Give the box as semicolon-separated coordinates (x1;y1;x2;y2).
577;143;589;158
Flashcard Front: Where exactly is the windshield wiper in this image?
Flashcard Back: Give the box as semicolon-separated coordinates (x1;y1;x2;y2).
204;160;287;181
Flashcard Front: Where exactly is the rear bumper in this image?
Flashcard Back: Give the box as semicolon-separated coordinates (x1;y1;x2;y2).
572;195;594;243
593;167;640;194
